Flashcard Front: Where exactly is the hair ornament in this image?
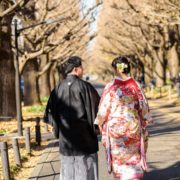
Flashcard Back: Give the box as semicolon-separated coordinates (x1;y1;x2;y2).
116;63;128;72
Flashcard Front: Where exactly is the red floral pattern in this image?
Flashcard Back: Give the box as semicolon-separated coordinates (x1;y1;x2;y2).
95;77;152;180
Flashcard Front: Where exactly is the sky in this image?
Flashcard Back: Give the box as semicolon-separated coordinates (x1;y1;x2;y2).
81;0;102;49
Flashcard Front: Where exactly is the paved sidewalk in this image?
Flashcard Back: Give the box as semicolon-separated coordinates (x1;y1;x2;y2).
143;104;180;180
29;101;180;180
149;99;180;119
28;140;60;180
28;140;113;180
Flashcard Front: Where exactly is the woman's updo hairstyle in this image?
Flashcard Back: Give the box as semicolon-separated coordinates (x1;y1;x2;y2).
111;56;130;74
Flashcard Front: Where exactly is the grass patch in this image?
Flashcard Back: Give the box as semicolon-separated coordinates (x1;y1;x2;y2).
40;96;49;103
21;155;28;162
173;98;180;106
26;105;45;114
0;129;7;134
10;165;21;174
145;86;178;99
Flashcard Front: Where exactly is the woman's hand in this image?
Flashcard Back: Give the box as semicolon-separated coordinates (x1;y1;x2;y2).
99;125;102;133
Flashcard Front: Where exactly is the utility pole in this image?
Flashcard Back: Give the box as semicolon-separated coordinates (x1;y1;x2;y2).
14;19;23;136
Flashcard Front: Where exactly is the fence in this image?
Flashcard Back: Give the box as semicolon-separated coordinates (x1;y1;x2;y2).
146;85;174;99
0;117;48;180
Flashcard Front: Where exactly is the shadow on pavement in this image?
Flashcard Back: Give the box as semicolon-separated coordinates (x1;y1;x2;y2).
143;162;180;180
148;109;180;137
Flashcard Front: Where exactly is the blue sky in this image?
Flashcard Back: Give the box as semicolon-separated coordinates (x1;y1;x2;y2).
81;0;97;10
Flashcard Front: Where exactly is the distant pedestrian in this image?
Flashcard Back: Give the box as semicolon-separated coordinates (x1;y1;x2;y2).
95;56;153;180
44;56;100;180
175;73;180;98
137;73;145;89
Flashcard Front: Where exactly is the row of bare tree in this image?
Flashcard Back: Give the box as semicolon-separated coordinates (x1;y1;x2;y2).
0;0;101;117
91;0;180;85
1;0;180;118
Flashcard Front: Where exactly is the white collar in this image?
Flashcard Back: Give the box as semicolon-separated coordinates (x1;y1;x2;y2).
115;76;131;81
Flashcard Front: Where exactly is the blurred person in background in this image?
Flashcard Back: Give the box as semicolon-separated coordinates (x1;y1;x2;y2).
175;73;180;98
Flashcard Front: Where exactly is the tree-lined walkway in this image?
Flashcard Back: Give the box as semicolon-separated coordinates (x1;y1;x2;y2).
28;101;180;180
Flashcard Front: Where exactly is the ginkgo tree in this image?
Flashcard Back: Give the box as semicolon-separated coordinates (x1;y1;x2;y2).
92;0;180;86
0;0;101;117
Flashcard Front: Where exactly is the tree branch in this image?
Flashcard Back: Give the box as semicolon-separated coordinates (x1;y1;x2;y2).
0;0;28;18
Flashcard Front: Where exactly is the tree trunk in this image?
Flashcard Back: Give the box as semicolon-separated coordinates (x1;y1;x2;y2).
144;55;153;85
38;54;51;97
154;49;166;87
167;43;179;81
0;2;16;118
39;70;51;97
23;59;41;106
54;67;60;85
0;52;16;118
49;64;57;91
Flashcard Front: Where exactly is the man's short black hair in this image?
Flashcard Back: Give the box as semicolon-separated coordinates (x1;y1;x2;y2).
63;56;82;75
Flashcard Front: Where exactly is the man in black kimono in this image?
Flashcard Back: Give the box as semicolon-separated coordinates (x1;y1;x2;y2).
44;56;100;180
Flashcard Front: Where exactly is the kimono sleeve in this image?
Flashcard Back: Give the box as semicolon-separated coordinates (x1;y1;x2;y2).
80;81;100;134
43;89;59;138
94;83;112;127
134;82;153;127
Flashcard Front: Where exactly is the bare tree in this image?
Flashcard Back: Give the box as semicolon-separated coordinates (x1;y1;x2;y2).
0;0;101;117
0;1;19;118
92;0;180;85
15;0;101;104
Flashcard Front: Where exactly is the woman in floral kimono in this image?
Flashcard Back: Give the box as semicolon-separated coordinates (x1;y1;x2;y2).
95;56;152;180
